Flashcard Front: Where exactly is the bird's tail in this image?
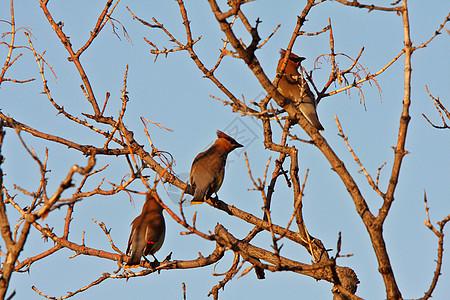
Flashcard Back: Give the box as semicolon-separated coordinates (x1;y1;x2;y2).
298;99;324;131
305;114;324;131
190;188;205;205
127;250;143;266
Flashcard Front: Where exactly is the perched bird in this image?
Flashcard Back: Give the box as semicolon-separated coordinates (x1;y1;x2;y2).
276;49;324;131
126;192;165;266
189;130;243;205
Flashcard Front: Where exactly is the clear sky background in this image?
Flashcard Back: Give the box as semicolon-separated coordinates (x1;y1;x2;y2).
1;1;449;299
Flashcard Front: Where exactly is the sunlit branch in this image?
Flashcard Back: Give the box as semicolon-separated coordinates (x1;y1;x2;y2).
335;115;385;197
333;0;402;12
420;192;450;300
422;86;449;129
412;12;450;51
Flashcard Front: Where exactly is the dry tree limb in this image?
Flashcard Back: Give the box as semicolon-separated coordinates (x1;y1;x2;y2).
244;152;284;266
412;12;450;51
25;32;124;147
128;1;259;116
282;169;309;241
243;120;292;244
0;111;129;156
208;252;240;299
257;24;280;49
0;155;49;298
215;223;358;294
210;15;238;73
422;86;449;129
375;162;387;188
77;0;119;56
182;282;187;300
14;245;61;273
312;18;377;107
126;6;200;60
335;115;385;197
37;154;96;219
206;196;303;243
30;243;226;299
38;0;110;115
333;0;402;12
324;49;402;99
50;172;135;212
0;0;35;86
104;66;130;149
13;198;74;273
0;121;16;299
13;129;49;206
73;165;109;195
92;219;125;255
419;192;450;300
297;23;330;37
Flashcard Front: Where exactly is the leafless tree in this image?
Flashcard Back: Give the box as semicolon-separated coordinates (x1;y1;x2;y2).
0;1;448;299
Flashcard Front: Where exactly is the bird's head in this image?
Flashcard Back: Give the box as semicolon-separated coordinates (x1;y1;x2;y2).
216;130;243;152
143;192;164;213
279;48;306;68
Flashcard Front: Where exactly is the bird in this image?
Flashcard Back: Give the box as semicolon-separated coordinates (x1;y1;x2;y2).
276;49;324;131
126;192;166;266
189;130;243;205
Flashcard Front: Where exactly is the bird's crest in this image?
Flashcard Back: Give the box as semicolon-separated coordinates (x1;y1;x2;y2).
216;130;243;148
279;48;306;64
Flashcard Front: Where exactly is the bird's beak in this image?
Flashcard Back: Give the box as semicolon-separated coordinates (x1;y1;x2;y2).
235;142;244;148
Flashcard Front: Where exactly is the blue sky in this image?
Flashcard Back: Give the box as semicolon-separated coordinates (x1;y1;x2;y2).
1;1;449;299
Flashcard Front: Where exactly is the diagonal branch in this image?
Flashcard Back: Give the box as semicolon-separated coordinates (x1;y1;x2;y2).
422;86;449;129
38;0;101;115
335;115;385;197
419;192;450;300
76;0;117;56
412;12;450;52
333;0;402;12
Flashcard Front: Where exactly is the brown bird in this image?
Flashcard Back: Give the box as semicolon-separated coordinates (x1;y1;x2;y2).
126;192;165;266
189;130;243;205
277;49;324;131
